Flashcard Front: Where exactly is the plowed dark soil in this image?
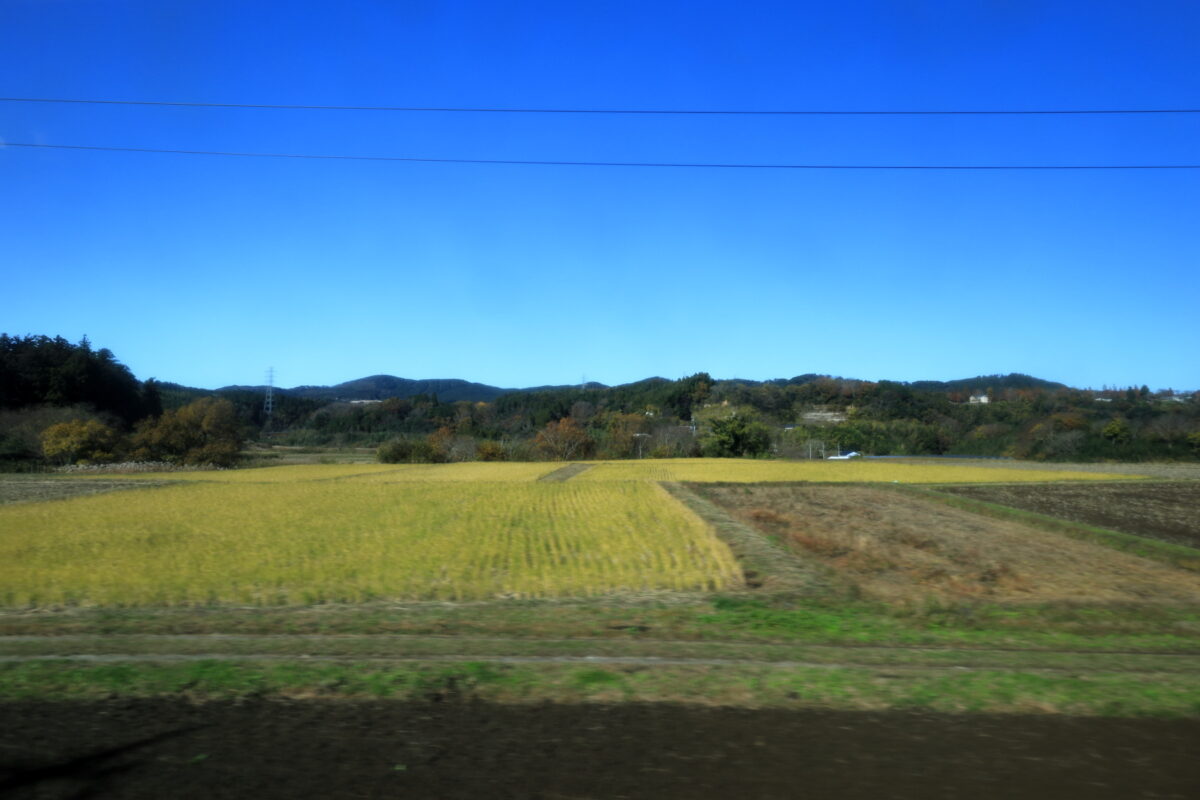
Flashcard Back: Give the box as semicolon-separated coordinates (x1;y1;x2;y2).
941;482;1200;548
3;699;1198;799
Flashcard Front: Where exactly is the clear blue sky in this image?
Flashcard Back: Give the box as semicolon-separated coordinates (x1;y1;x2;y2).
3;1;1198;391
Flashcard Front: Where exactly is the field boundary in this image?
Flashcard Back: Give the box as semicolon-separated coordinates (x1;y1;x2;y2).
662;482;843;596
537;463;593;482
4;634;1200;666
4;652;1198;676
897;485;1200;573
4;657;1200;716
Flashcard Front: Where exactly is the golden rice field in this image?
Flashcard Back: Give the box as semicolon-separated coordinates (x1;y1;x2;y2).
0;480;742;606
350;462;562;483
92;462;561;483
2;458;1137;609
576;458;1135;484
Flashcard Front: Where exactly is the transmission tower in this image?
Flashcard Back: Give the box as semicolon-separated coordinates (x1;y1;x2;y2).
263;367;275;432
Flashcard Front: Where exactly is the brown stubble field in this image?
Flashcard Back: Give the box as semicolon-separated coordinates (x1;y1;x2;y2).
691;483;1200;606
937;481;1200;549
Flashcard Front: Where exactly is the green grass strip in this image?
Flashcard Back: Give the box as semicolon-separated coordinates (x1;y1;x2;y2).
3;659;1199;718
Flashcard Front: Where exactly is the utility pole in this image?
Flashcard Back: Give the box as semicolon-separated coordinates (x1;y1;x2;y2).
633;433;650;459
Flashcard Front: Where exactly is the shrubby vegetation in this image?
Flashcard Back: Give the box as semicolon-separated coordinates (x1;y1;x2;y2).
2;332;1197;470
1;335;242;468
129;397;242;467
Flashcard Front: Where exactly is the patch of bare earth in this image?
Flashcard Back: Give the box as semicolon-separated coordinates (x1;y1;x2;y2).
4;700;1198;800
939;482;1200;549
0;478;167;506
536;463;593;482
696;485;1200;605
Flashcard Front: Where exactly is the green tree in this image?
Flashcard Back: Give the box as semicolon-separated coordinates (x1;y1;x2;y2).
700;414;772;457
1102;417;1131;444
376;436;439;463
0;334;148;424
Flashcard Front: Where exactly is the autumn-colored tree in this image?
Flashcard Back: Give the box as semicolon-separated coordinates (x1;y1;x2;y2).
427;426;455;462
533;417;594;461
597;411;647;458
40;419;121;465
476;440;507;461
132;397;242;466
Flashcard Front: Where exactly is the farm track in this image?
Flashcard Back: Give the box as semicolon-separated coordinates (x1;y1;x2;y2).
536;462;593;481
3;653;1198;677
4;635;1199;672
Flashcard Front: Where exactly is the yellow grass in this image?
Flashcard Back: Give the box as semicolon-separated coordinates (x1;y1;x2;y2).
347;462;561;482
94;462;561;483
0;481;741;606
576;458;1135;483
95;464;407;482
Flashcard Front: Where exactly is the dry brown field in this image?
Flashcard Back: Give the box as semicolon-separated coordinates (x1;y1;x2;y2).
693;484;1200;605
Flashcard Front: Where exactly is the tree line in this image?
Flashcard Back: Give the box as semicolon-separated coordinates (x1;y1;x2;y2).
2;333;1197;469
1;335;241;468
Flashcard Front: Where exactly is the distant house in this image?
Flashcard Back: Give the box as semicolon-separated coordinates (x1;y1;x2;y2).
968;395;990;405
801;410;848;425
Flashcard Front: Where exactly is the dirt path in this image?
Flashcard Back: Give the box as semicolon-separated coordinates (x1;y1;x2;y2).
4;651;1199;677
5;634;1198;674
536;463;593;482
3;699;1197;799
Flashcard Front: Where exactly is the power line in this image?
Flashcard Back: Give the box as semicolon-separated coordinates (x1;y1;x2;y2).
6;142;1199;169
3;96;1199;115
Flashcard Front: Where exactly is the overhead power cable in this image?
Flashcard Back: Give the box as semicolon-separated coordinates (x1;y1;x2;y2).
7;142;1199;169
3;97;1199;115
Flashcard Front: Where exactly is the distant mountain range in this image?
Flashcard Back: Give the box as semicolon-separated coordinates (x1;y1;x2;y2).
211;372;1066;404
216;375;610;403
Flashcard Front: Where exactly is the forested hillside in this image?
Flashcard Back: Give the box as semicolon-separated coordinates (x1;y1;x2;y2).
2;333;1196;468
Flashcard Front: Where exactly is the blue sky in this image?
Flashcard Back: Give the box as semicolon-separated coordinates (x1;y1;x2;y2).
2;0;1198;391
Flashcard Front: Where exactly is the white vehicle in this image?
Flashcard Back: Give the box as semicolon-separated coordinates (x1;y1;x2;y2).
826;451;862;460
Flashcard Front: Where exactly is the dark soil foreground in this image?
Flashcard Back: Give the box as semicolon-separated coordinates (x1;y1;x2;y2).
2;700;1199;800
